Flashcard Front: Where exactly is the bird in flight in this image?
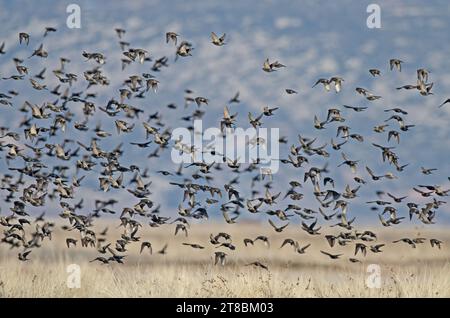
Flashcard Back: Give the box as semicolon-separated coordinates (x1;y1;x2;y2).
0;26;446;272
438;98;450;108
211;32;226;46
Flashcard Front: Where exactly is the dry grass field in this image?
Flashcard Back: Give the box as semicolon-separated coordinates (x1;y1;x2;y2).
0;221;449;297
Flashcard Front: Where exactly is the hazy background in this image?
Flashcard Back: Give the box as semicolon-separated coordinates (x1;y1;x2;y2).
0;0;449;224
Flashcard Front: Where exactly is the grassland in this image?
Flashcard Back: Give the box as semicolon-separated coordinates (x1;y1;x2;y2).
0;222;449;297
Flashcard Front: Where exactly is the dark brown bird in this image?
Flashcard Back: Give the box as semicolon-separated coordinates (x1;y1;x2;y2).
246;261;269;270
140;241;152;254
66;238;77;248
320;250;342;259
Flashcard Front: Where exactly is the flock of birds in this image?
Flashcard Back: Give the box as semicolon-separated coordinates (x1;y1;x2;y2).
0;27;449;269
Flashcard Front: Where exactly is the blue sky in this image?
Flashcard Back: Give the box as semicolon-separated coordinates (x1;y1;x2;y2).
0;0;449;225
